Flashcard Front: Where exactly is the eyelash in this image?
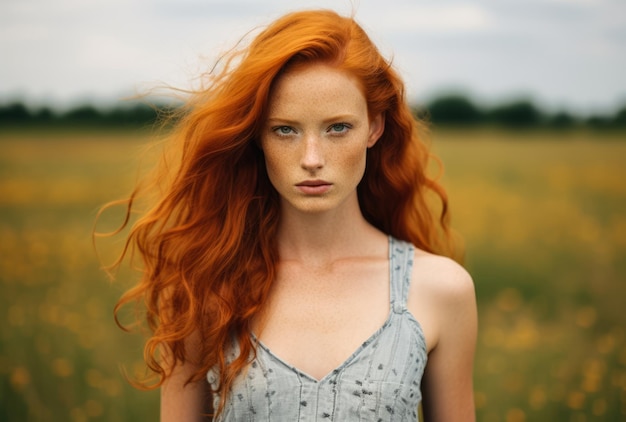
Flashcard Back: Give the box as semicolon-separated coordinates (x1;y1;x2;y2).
271;123;352;137
273;126;295;136
328;123;351;134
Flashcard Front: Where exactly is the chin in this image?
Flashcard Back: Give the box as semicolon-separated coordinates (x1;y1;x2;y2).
284;197;339;215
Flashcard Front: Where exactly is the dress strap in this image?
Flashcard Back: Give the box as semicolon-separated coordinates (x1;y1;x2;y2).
389;236;415;314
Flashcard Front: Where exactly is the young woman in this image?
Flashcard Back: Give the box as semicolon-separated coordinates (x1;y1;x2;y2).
110;9;476;421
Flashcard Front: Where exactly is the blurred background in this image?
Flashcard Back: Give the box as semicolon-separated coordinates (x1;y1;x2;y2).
1;0;625;421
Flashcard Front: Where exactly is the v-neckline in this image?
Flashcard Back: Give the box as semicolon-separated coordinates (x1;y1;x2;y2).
253;312;395;383
250;236;397;383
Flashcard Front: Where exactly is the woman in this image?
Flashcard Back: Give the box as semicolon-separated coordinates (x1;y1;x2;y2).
109;9;476;421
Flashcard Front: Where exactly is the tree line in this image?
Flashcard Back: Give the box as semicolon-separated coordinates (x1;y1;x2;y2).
416;95;626;129
1;95;625;129
0;102;172;129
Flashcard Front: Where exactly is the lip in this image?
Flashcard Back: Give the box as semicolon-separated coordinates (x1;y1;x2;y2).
296;179;332;195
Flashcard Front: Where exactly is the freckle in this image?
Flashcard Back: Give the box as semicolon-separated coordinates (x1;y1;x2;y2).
355;380;362;386
300;400;307;407
378;364;383;370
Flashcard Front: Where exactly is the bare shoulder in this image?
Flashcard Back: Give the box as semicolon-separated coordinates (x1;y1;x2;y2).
411;249;475;302
407;249;477;352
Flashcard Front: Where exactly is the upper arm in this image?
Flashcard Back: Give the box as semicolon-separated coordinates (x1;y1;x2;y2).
408;255;477;422
160;334;213;422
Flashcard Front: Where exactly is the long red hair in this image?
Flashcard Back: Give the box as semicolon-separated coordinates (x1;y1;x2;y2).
103;9;455;416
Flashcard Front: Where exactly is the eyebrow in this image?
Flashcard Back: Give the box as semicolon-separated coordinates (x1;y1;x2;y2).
266;114;359;125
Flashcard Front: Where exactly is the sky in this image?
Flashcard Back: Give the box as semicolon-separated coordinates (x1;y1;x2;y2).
1;0;625;115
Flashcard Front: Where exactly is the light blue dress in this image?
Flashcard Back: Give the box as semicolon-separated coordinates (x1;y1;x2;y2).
207;237;427;421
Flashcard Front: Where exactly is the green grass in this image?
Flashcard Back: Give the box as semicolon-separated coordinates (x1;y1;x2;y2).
1;127;625;421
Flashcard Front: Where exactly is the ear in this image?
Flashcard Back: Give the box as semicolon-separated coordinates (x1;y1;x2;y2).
367;113;385;148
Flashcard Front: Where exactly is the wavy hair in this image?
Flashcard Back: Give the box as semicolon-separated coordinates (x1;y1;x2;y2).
102;9;455;417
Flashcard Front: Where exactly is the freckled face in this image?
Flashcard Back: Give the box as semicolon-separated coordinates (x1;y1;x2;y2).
260;64;384;215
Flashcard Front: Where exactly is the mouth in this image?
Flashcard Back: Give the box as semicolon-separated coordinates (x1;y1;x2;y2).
296;180;332;194
296;180;331;187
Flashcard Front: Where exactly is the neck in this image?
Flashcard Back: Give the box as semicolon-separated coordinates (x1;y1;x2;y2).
275;195;386;267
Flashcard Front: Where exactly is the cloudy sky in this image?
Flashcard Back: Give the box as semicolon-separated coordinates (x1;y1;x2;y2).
1;0;625;114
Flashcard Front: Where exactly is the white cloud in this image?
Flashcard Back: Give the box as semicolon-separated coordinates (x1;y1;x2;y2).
0;0;624;112
365;4;493;33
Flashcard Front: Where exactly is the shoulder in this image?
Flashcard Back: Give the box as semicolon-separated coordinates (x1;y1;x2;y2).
406;248;476;351
410;248;474;300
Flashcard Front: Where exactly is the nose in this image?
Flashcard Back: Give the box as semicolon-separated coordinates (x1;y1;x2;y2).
300;135;324;171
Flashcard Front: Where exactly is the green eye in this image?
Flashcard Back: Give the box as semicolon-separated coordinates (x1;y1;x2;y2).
274;126;294;135
329;123;350;133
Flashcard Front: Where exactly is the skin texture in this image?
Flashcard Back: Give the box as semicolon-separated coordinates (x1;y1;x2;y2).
161;63;477;421
256;64;390;379
260;64;383;216
257;64;477;419
408;253;477;421
160;333;212;421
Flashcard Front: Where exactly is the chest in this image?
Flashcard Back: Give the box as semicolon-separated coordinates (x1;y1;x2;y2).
254;258;390;380
211;310;428;421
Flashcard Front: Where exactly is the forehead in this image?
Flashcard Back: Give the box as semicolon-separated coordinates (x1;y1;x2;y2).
266;64;368;118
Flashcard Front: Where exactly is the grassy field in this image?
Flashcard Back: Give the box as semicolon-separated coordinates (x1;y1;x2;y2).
1;127;625;421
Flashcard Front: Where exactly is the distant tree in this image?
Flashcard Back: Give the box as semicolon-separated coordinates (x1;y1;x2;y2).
586;114;612;129
61;105;104;125
0;102;31;124
32;107;56;125
104;104;159;126
487;100;542;127
547;111;577;129
612;105;626;127
426;95;482;125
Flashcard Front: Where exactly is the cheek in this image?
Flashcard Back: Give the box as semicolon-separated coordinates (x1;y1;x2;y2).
339;144;368;175
262;145;288;181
